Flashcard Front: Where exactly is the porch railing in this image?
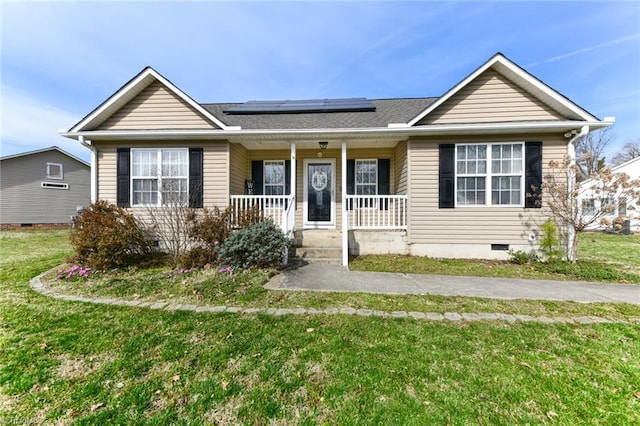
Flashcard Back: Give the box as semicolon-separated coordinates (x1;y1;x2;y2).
345;194;407;230
229;195;296;236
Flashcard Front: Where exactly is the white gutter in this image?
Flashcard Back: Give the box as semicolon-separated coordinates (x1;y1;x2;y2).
60;120;611;141
79;136;97;203
565;125;589;260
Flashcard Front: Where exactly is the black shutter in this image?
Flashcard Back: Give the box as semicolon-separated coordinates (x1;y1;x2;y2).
116;148;130;207
285;160;291;195
189;148;203;208
346;159;355;210
439;144;455;209
251;160;264;195
525;141;542;208
378;159;390;210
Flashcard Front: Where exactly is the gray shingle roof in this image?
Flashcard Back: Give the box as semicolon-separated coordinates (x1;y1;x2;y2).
201;98;437;130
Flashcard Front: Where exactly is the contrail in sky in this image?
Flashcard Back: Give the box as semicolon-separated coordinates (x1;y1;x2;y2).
526;34;640;67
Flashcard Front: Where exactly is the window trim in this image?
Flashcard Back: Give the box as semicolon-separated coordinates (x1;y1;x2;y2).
130;148;189;207
354;159;378;196
454;142;525;207
263;160;286;196
46;163;63;180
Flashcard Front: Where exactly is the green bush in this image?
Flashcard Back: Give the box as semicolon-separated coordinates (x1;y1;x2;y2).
539;219;564;262
508;249;540;265
218;220;289;269
70;200;153;269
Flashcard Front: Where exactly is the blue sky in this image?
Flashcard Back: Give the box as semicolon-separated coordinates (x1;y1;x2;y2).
2;1;639;162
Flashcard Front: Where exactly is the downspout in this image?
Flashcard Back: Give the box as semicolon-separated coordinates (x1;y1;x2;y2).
566;125;589;260
79;136;97;203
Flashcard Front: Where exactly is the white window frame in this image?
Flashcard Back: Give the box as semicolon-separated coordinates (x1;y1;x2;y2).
354;159;378;209
454;142;525;207
46;163;63;180
130;148;189;207
263;160;286;196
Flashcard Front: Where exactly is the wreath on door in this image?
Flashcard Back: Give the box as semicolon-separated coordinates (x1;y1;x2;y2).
311;170;328;192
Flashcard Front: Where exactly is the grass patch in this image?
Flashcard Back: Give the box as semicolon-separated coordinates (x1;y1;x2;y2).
2;230;640;424
350;233;640;284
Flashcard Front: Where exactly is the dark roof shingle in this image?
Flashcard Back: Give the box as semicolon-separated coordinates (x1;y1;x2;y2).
201;98;437;130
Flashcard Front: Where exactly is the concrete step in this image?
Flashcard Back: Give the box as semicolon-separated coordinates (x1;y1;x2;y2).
295;230;342;248
294;245;342;265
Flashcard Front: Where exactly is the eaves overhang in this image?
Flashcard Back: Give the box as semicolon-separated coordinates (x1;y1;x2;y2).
61;120;611;142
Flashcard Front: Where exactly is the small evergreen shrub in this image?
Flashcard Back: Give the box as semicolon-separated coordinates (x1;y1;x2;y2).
218;220;289;269
539;219;564;262
70;200;153;270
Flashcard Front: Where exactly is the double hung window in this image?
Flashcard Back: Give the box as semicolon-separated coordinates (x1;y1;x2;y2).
456;143;524;206
263;160;285;195
355;159;378;208
131;148;188;206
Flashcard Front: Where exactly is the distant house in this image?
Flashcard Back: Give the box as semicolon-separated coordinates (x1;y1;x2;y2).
0;146;90;228
61;53;613;264
578;156;640;233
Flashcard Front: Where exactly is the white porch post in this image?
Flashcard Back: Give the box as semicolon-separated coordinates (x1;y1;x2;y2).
290;142;296;202
341;141;348;266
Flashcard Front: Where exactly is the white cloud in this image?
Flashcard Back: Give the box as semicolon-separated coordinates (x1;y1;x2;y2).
525;34;640;67
1;85;88;161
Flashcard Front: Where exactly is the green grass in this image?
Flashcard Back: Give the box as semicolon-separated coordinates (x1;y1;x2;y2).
2;230;640;424
350;233;640;284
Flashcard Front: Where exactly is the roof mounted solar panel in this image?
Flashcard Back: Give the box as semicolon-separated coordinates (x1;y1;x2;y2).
224;98;375;114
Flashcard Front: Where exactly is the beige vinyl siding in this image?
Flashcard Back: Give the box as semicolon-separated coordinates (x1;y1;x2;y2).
229;143;248;195
244;147;395;230
98;81;218;130
418;70;566;125
394;140;408;194
94;141;229;208
407;134;566;245
0;151;90;224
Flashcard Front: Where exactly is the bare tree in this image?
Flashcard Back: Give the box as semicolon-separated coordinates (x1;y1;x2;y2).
574;127;615;180
541;157;640;262
143;181;194;266
611;139;640;166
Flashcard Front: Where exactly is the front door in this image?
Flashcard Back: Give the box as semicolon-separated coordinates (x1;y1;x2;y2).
303;159;335;228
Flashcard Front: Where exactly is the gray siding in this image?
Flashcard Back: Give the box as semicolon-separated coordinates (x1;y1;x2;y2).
1;150;90;224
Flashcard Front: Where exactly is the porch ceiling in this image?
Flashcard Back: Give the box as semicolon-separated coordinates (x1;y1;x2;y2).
237;138;402;150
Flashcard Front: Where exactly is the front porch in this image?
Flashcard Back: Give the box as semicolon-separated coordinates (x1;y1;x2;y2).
229;193;408;265
228;140;409;265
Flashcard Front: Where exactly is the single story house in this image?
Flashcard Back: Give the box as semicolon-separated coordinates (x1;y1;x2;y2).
578;156;640;233
1;146;90;228
61;53;612;265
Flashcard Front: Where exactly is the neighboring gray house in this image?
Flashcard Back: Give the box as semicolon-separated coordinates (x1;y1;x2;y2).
0;146;90;228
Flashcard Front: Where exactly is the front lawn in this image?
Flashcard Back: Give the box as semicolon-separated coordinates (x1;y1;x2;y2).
1;230;640;424
350;232;640;284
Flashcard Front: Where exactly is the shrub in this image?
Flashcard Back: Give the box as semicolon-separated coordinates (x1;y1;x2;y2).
539;219;564;262
184;206;233;263
178;246;214;269
508;249;540;265
218;220;289;269
70;200;153;270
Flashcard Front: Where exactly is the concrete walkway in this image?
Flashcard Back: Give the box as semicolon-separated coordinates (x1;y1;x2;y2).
30;267;640;325
268;263;640;304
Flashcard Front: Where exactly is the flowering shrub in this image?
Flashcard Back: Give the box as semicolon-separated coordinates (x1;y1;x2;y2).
162;268;194;278
217;266;233;275
57;265;92;280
